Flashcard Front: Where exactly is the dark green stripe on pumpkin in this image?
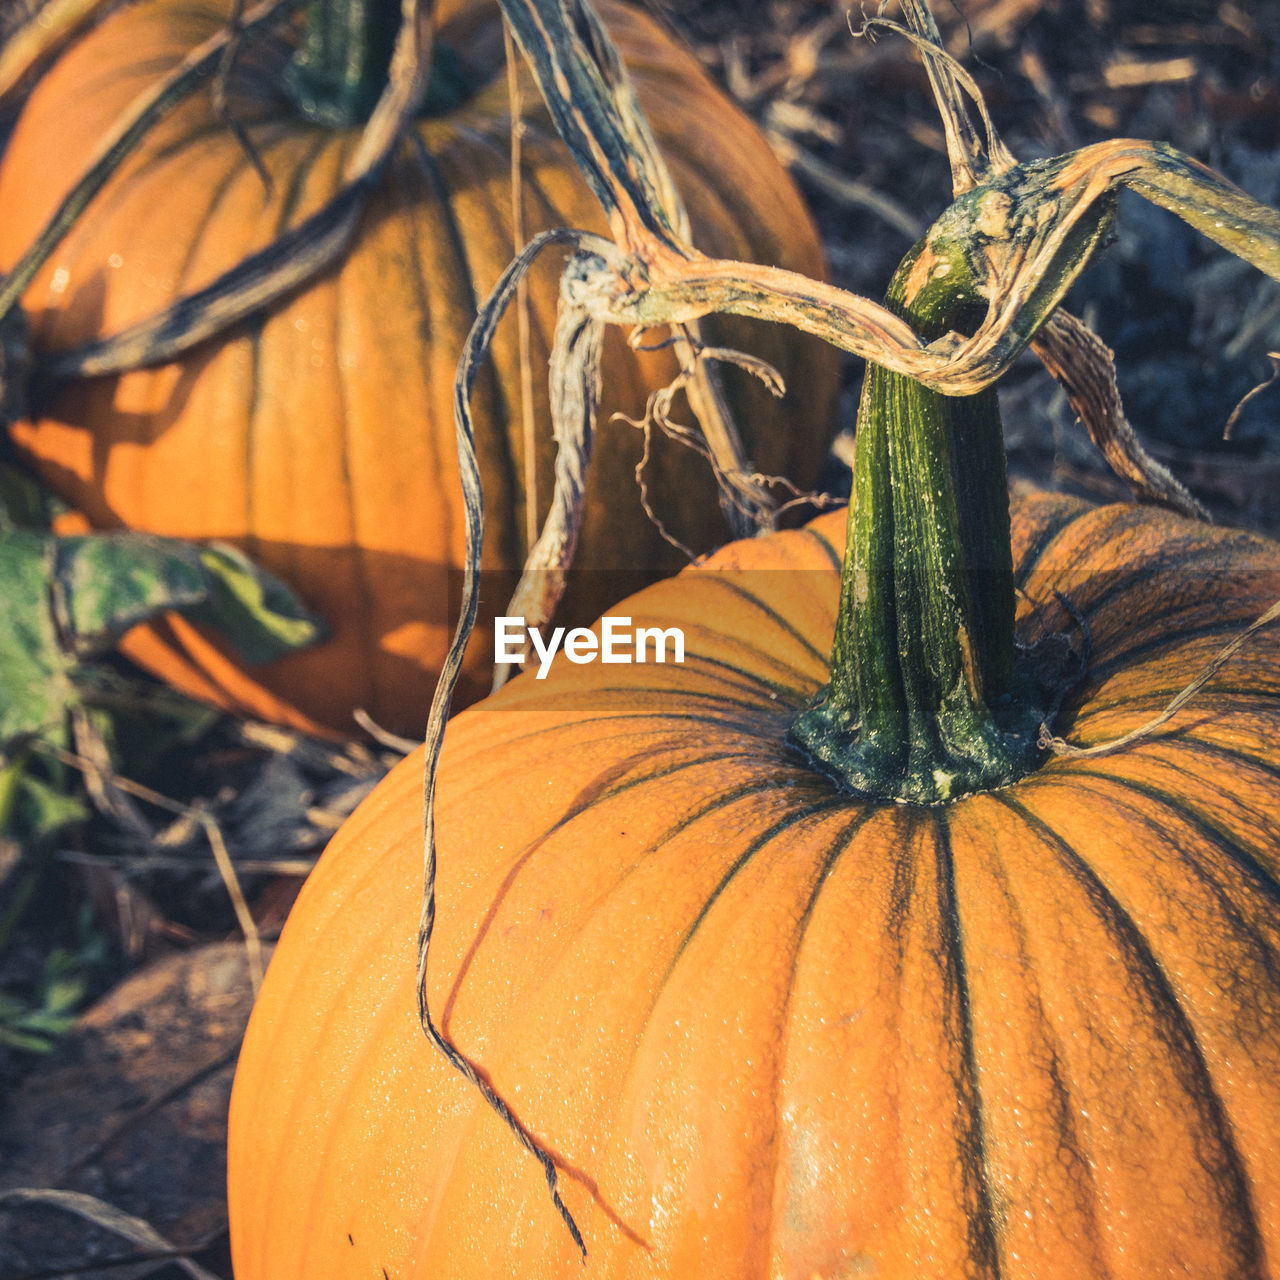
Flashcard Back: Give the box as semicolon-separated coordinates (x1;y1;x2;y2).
1011;493;1094;589
931;810;1002;1278
404;126;522;571
1042;762;1280;927
938;801;1109;1273
242;130;336;560
992;790;1268;1274
666;800;871;979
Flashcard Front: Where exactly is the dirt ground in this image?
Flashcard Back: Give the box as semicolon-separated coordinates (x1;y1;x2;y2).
1;0;1277;1275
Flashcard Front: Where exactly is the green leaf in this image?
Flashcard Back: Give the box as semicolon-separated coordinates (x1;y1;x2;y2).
33;973;86;1017
53;532;209;654
0;519;325;747
0;527;75;741
196;542;327;665
12;770;89;840
0;1024;59;1053
0;462;65;531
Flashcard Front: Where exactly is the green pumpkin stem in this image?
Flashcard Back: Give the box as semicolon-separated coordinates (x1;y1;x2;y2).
287;0;404;125
789;183;1113;804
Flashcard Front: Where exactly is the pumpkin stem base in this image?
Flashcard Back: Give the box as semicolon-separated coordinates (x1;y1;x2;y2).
788;659;1058;805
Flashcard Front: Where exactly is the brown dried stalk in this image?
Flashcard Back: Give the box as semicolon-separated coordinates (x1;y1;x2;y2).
495;260;606;689
33;738;265;993
418;225;598;1257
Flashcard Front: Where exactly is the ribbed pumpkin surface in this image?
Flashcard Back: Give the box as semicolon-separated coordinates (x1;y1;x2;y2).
0;0;836;735
228;491;1280;1278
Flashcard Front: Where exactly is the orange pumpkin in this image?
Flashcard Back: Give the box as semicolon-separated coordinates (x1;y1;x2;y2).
0;0;836;736
227;489;1280;1277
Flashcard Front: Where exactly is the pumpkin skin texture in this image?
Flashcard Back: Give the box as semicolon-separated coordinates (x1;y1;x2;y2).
0;0;836;737
228;491;1280;1279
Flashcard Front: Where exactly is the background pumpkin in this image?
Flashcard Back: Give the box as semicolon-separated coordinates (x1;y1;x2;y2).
0;0;837;737
228;490;1280;1278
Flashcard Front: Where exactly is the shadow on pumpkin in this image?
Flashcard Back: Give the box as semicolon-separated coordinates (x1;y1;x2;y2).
113;541;524;740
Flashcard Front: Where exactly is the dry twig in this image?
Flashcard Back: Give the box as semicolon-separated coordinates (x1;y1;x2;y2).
1040;598;1280;759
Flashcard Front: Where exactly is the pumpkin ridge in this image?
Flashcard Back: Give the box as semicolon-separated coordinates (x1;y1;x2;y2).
663;799;858;985
230;800;420;1277
931;808;1005;1277
502;662;813;725
1073;619;1280;687
331;247;376;674
990;791;1270;1273
651;616;830;694
232;321;261;561
484;699;799;750
438;766;821;1032
178;131;331;328
141;111;295;189
253;135;352;586
1011;494;1095;587
277;949;403;1275
1000;782;1279;983
1056;728;1280;798
1009;767;1280;1052
624;803;878;1277
461;739;810;862
382;145;462;546
334;130;404;667
1039;764;1280;931
402;125;522;558
564;600;830;702
1061;696;1280;754
471;704;796;750
1072;557;1271;636
268;129;342;243
38;116;239;297
21;127;243;373
291;928;424;1277
760;805;883;1272
431;785;866;1268
615;663;817;715
1049;721;1280;788
802;522;846;574
1026;512;1274;613
699;572;834;667
942;798;1114;1269
238;131;340;554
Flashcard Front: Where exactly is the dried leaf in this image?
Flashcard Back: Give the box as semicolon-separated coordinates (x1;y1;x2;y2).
0;1187;222;1280
1032;309;1208;519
